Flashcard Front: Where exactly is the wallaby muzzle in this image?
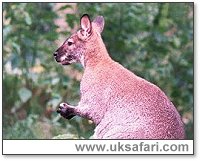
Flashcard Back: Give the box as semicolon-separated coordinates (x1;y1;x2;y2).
53;48;73;65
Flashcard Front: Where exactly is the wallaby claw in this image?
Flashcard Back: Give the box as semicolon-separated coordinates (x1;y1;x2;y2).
57;103;75;119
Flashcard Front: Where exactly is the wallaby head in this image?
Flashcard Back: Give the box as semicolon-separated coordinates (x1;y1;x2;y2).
54;14;105;66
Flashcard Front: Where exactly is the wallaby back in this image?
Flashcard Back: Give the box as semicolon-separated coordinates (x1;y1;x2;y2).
54;14;185;139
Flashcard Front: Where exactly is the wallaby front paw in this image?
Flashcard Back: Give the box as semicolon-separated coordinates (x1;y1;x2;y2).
57;103;75;119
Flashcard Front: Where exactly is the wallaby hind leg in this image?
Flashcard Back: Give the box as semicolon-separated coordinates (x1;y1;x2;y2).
57;103;75;119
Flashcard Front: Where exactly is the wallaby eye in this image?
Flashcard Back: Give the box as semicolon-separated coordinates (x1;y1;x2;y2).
67;41;73;46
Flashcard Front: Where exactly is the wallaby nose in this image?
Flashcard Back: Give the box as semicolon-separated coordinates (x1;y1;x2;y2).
54;51;61;63
54;51;58;57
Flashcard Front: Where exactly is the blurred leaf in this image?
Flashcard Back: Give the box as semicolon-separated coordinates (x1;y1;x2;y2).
52;77;60;85
12;42;21;54
173;37;181;48
3;25;12;38
18;87;32;103
52;134;79;139
58;5;73;11
47;97;62;110
66;14;77;29
25;12;32;25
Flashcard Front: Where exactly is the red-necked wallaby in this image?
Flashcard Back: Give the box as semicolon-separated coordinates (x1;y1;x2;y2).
54;14;185;139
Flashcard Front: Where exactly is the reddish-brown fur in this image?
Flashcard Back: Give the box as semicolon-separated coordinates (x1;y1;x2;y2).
54;14;185;139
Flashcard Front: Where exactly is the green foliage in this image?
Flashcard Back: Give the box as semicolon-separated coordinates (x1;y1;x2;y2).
4;114;38;139
3;3;193;139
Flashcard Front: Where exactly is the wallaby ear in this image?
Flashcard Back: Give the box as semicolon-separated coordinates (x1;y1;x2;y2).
80;14;92;37
92;16;104;33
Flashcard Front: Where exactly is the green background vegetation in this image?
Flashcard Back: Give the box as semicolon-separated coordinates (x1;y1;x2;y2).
3;3;193;139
